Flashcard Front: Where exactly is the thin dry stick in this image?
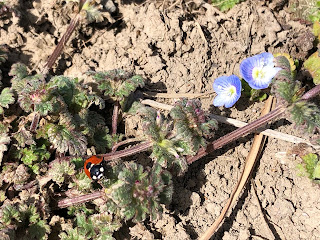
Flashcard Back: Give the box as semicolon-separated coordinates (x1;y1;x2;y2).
210;114;319;149
199;96;274;240
41;14;81;75
141;99;317;147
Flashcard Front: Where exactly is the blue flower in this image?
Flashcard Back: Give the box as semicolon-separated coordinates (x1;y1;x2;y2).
240;52;281;90
213;75;241;108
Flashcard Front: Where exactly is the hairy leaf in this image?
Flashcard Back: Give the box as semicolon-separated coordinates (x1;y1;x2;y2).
0;88;14;113
18;144;50;174
49;159;76;185
290;101;320;135
110;162;173;222
88;69;144;108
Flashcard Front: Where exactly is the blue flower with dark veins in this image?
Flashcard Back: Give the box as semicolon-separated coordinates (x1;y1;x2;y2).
213;75;241;108
240;52;281;90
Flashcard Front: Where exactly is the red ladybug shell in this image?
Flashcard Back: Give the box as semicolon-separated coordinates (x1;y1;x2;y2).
84;156;103;179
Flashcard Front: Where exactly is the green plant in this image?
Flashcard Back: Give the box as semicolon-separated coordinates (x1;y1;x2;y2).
211;0;244;11
298;153;320;182
289;0;320;23
1;0;320;239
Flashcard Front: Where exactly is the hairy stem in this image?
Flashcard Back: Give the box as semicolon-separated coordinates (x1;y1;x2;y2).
112;101;120;136
111;137;144;153
30;112;40;132
301;84;320;100
100;141;153;160
186;106;286;164
56;141;153;161
57;191;104;208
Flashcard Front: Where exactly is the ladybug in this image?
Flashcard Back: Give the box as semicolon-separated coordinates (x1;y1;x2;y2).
84;156;105;180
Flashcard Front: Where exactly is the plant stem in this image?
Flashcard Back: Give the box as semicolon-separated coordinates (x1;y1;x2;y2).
57;191;104;208
100;141;153;160
56;84;320;208
301;84;320;100
112;101;119;136
186;106;286;164
111;137;144;153
30;112;40;132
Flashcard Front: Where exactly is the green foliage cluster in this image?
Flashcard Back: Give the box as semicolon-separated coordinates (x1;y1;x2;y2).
88;69;145;109
211;0;244;11
101;162;173;222
129;99;217;173
272;56;320;144
48;160;172;238
2;1;174;239
0;202;50;240
9;63;110;158
0;55;176;237
289;0;320;23
298;153;320;183
59;212;121;240
1;0;320;238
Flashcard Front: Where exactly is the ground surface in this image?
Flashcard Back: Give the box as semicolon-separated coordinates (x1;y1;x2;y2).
1;0;320;239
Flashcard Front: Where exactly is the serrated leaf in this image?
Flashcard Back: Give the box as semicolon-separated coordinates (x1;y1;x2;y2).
0;88;14;110
45;123;87;156
313;162;320;180
35;101;54;116
49;160;76;185
290;101;320;134
9;63;28;81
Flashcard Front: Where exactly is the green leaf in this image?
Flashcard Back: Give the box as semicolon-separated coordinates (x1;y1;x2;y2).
304;51;320;85
313;21;320;38
0;88;14;112
9;63;28;82
44;123;87;156
211;0;242;11
301;153;320;182
88;70;144;108
35;101;54;116
302;153;318;176
49;159;76;185
290;101;320;134
110;162;173;222
18;144;50;174
314;162;320;180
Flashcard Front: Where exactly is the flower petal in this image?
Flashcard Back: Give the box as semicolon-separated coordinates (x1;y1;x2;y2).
212;75;241;108
240;52;280;90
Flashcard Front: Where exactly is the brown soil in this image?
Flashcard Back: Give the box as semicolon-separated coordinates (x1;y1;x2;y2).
1;0;319;239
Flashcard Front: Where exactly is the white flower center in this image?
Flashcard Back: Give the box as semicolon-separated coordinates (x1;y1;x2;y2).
252;67;266;80
227;85;236;97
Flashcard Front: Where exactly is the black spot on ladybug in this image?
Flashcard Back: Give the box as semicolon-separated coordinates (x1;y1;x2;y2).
86;162;92;170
